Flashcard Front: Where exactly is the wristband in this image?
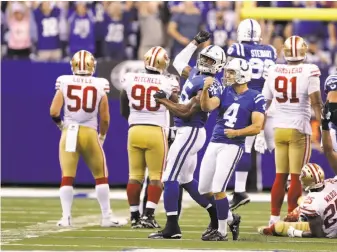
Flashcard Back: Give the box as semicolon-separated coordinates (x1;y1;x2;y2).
52;116;62;124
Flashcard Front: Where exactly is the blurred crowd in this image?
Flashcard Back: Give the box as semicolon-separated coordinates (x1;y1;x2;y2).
1;1;337;72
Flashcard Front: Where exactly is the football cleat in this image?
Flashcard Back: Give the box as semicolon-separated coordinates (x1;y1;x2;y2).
140;215;161;228
258;224;276;236
131;217;143;229
201;223;216;238
101;216;127;227
202;230;228;241
56;216;71;227
229;192;250;210
148;225;182;239
228;213;241;241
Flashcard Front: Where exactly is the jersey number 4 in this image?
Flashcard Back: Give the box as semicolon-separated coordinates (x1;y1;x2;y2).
223;103;240;128
67;85;97;113
275;76;299;103
131;85;160;111
324;198;337;229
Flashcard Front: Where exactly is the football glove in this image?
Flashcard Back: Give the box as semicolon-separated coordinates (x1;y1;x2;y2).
254;130;267;154
287;226;296;238
57;121;64;131
98;134;106;146
322;100;331;130
153;90;168;99
193;31;210;44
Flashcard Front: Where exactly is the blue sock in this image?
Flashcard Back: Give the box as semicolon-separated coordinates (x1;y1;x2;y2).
182;179;210;208
215;197;229;220
164;181;180;215
236;152;251;172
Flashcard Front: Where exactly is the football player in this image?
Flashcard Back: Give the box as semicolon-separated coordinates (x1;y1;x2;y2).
149;31;226;239
50;50;126;227
199;58;266;241
259;163;337;238
262;36;323;226
226;19;277;210
321;73;337;175
119;46;179;229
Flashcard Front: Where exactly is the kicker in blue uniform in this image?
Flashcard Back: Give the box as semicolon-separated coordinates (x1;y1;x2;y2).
324;74;337;149
226;19;276;210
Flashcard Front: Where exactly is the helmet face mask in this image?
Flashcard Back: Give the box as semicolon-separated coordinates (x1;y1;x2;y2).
197;45;226;74
144;46;170;74
300;163;325;192
70;50;96;76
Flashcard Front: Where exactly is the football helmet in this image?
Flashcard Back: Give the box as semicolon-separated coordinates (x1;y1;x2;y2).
223;58;252;86
197;45;226;74
144;46;170;74
300;163;325;191
283;35;308;62
237;19;261;43
70;50;96;76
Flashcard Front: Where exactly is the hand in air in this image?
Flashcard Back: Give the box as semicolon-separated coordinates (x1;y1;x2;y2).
203;77;214;90
193;31;211;44
224;129;238;138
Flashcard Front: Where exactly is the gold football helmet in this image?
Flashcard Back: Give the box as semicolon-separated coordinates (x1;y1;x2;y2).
144;46;170;74
283;35;308;62
70;50;96;76
300;163;325;191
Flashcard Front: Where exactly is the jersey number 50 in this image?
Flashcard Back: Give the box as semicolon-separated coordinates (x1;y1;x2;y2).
67;85;97;113
131;85;160;111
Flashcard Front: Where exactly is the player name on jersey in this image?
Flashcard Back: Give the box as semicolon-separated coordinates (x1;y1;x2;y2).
324;189;337;203
133;76;162;85
275;66;303;74
251;50;273;58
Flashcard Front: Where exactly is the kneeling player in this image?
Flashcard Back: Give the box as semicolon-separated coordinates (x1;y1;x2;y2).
198;58;266;241
259;163;337;238
50;50;126;227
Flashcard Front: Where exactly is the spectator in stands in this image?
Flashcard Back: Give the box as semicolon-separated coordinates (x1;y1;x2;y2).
103;2;130;60
271;36;286;63
1;10;6;57
136;2;164;60
168;1;202;58
6;2;32;59
33;2;63;61
306;36;331;69
68;2;95;56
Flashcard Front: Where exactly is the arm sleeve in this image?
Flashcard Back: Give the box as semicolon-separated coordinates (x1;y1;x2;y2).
172;42;198;76
253;94;266;113
308;76;321;95
299;196;320;218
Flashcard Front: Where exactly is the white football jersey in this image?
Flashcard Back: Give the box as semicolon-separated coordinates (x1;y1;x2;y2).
56;75;110;130
121;72;179;127
300;178;337;238
262;63;321;135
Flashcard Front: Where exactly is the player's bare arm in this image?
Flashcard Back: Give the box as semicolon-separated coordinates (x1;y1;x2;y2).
309;91;323;125
50;90;64;129
225;111;265;138
99;94;110;137
173;31;210;79
307;216;326;238
120;90;130;120
200;77;220;112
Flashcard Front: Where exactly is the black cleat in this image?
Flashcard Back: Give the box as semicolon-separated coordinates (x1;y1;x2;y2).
229;192;250;211
140;215;161;229
201;222;217;239
148;227;182;239
228;213;241;240
202;230;228;241
131;217;142;229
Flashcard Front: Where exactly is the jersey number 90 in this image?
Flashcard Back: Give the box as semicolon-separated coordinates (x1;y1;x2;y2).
131;84;160;111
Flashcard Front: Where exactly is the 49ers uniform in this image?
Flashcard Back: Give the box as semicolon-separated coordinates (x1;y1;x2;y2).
263;63;321;174
121;72;179;182
56;75;110;179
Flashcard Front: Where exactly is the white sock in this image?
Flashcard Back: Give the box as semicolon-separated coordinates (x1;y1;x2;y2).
146;201;157;211
269;215;280;226
227;210;233;225
95;184;111;218
130;205;139;212
60;186;73;218
218;219;228;236
235;171;248;193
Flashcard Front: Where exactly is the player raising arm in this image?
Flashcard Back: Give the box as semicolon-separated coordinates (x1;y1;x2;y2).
50;50;126;227
198;58;265;241
262;36;323;226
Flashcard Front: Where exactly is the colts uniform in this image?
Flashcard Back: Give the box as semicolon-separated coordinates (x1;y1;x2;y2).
300;178;337;238
198;86;266;194
162;67;221;185
262;64;321;174
324;74;337;152
121;72;179;182
56;75;110;179
227;42;277;151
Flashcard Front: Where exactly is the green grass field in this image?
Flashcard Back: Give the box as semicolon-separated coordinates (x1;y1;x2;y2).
1;197;337;251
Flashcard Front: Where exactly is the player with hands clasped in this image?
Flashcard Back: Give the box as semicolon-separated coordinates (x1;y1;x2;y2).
198;58;266;241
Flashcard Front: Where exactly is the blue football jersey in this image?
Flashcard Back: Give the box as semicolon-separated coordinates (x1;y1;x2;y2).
227;42;277;92
174;67;222;128
324;74;337;94
211;86;266;146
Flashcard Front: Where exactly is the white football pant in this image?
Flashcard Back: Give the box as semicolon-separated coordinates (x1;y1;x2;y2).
264;116;275;152
162;126;206;184
198;142;244;194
